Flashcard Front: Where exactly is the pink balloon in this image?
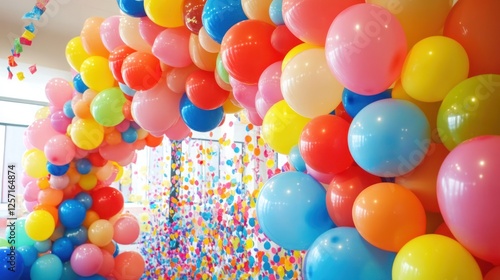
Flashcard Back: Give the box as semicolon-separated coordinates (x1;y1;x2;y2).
152;27;193;68
325;3;407;95
116;150;136;166
45;78;73;109
139;16;166;46
165;116;192;141
246;109;263;126
306;164;335;184
50;111;72;134
74;148;89;159
229;77;258;110
437;135;500;265
99;142;135;163
44;134;76;165
21;172;35;187
24;200;38;212
100;16;126;52
71;244;104;277
113;216;140;244
49;175;70;190
26;117;60;150
115;119;130;133
255;90;273;119
23;180;40;202
258;61;284;105
131;78;182;133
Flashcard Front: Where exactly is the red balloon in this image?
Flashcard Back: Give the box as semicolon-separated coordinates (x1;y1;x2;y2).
108;45;136;84
334;102;353;123
299;115;353;174
87;152;108;167
121;52;163;91
326;165;381;227
186;70;230;110
91;186;124;219
183;0;206;34
221;20;284;84
271;24;303;55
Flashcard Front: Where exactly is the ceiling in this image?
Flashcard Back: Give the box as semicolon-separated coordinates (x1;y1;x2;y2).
0;0;121;71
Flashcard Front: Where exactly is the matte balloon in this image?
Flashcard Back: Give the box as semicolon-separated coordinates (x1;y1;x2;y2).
80;17;109;57
26;116;59;150
256;171;335;250
179;93;224;132
342;88;392;118
325;3;407;95
201;0;248;44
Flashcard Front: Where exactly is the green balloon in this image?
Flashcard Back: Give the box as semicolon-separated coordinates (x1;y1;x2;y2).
216;52;229;84
90;87;127;127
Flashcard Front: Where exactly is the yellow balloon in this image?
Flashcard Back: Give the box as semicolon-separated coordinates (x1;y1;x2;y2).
222;95;243;114
79;173;98;191
35;106;51;120
393;234;482;280
70;118;104;150
25;210;55;241
401;36;469;102
113;162;124;182
144;0;184;28
65;36;91;72
80;56;115;92
282;43;320;70
261;100;311;154
367;0;453;48
88;219;114;247
22;149;49;178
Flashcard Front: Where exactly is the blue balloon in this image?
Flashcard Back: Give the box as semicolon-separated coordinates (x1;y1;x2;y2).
117;0;146;17
58;200;86;229
121;126;138;143
75;159;92;175
73;73;88;94
113;241;120;257
34;240;52;253
52;237;74;262
64;226;88;247
303;227;396;280
74;192;93;210
17;246;37;267
61;262;78;280
78;275;107;280
47;163;70;176
288;145;306;172
179;93;224;132
30;254;62;280
256;171;335;250
348;99;431;177
0;248;25;279
202;0;248;44
119;82;136;96
269;0;284;25
63;100;75;118
342;88;392;118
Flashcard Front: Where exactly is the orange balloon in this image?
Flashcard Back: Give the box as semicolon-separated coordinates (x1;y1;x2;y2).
166;64;200;94
145;133;163;147
352;182;427;252
395;143;449;213
189;34;218;71
38;188;64;206
80;17;110;57
426;212;444;234
222;93;243;114
73;100;92;119
105;129;122;145
33;204;59;225
37;176;50;190
83;210;101;228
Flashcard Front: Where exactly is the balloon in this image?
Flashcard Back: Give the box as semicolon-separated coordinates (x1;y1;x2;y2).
437;74;500;151
26;117;59;150
52;237;74;262
443;0;500;76
31;254;63;280
186;70;229;110
80;56;115;92
117;0;147;17
401;36;469;102
121;52;163;91
215;52;229;84
25;210;56;241
437;136;500;265
70;118;104;150
179;93;224;132
201;0;248;44
22;149;48;179
367;0;453;48
229;76;258;110
303;227;395;280
258;61;283;105
353;182;427;252
100;16;126;52
166;64;199;94
90;87;127;126
113;216;140;244
144;0;184;28
281;48;343;118
269;0;283;25
0;248;24;279
485;267;500;280
188;33;218;71
118;15;152;53
113;252;145;279
138;16;165;46
44;134;76;166
254;89;273;119
59;199;87;229
108;45;136;84
88;219;114;247
326;165;381;227
153;27;192;68
221;19;283;84
342;88;392;118
325;3;407;95
164;116;192;141
45;78;73;109
183;0;207;34
282;0;363;46
65;36;90;71
393;234;482;280
261;100;310;155
70;244;103;277
270;24;302;55
256;171;335;250
91;187;124;220
241;0;273;25
80;17;109;57
287;145;306;172
348;99;431;177
17;245;37;267
281;42;319;70
198;27;220;53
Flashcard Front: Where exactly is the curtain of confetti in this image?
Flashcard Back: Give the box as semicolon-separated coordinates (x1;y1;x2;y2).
129;123;303;279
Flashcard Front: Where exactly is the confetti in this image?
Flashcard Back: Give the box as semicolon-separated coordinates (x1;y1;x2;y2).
17;72;25;81
8;56;17;67
29;64;37;74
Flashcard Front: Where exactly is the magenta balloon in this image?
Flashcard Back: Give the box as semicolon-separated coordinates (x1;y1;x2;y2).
139;16;166;46
131;78;182;133
26;117;59;150
437;135;500;265
258;61;284;105
325;3;407;95
100;16;126;52
50;111;72;134
229;76;258;110
45;78;73;109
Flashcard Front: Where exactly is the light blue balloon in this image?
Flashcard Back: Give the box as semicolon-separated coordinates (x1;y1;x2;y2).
256;171;335;250
348;99;430;177
34;239;52;253
269;0;284;25
17;246;37;267
30;254;63;280
202;0;248;44
304;227;396;280
119;82;136;96
288;145;306;172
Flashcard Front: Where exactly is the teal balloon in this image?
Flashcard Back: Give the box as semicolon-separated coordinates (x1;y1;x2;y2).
61;262;78;280
288;145;306;172
90;87;127;126
5;219;35;247
30;254;63;280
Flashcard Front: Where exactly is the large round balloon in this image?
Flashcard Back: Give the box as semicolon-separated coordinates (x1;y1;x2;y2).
179;93;224;132
117;0;147;17
90;87;127;127
443;0;500;77
0;248;25;279
437;74;500;151
220;19;283;84
348;99;431;177
144;0;184;28
108;45;136;84
201;0;248;44
256;171;335;250
185;69;229;110
121;52;163;91
91;187;124;220
303;227;395;280
152;27;192;68
325;3;407;95
437;135;500;265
